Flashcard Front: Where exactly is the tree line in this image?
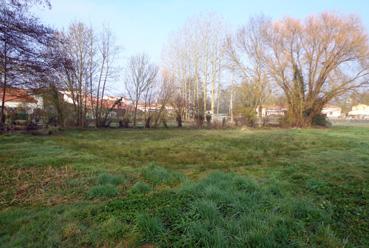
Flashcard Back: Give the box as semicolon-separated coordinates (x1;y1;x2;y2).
163;13;369;127
1;1;369;130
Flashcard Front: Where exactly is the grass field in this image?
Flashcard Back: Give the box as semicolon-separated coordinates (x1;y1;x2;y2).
0;126;368;247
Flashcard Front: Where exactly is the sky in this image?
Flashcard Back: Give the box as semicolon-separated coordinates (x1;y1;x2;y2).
33;0;369;93
35;0;369;62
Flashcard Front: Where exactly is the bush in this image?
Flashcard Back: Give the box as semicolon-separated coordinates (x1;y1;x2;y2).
29;126;62;136
130;181;152;194
15;111;28;121
119;116;130;128
0;122;4;132
194;113;204;128
88;184;118;198
312;114;332;127
26;120;39;131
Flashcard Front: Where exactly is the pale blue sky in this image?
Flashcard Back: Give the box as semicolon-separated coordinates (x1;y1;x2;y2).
35;0;369;72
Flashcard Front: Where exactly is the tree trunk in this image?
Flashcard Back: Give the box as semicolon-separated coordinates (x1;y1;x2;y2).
153;106;165;128
176;114;182;127
287;103;324;127
133;101;138;128
145;116;151;128
229;87;233;123
1;40;7;126
0;86;6;126
50;85;64;127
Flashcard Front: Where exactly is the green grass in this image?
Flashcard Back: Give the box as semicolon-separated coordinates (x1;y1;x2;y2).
141;163;184;186
130;181;152;194
88;184;119;198
0;126;369;247
97;173;127;186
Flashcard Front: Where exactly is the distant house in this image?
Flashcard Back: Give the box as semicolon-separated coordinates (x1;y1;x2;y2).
136;102;174;113
101;97;133;117
102;96;132;109
321;105;342;119
256;105;288;117
38;90;177;115
348;104;369;119
59;91;132;110
58;90;74;105
0;88;43;113
257;104;342;119
136;103;157;112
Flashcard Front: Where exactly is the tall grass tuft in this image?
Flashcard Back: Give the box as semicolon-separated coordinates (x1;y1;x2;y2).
88;184;118;198
141;163;184;186
97;173;126;186
130;181;152;194
136;213;165;242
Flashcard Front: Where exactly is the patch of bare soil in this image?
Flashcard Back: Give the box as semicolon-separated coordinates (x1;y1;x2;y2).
1;165;80;207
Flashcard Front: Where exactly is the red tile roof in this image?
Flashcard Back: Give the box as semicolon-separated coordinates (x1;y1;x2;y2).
0;88;37;103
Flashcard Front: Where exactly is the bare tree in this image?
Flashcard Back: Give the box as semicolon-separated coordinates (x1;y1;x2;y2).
58;22;94;127
170;94;186;127
124;54;158;127
142;77;156;128
55;23;119;128
2;0;51;9
226;16;271;123
94;25;119;127
260;13;369;127
162;13;226;120
39;32;74;127
153;70;175;128
0;1;53;127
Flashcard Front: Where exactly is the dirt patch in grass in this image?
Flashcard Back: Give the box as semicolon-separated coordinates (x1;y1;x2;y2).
0;166;80;207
